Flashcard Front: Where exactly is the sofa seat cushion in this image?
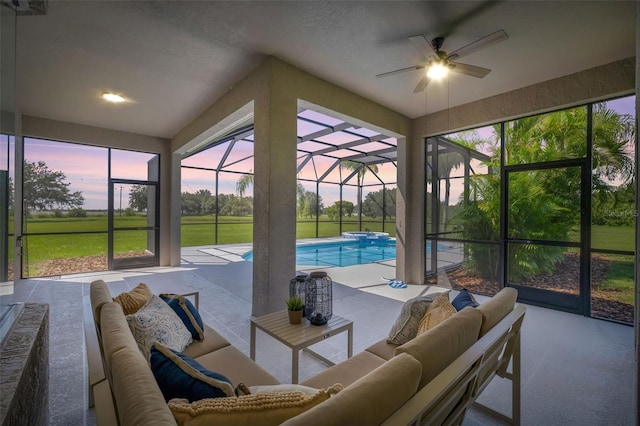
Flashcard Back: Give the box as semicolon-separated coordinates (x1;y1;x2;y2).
300;351;385;389
364;339;398;361
151;343;235;402
169;386;341;426
195;346;280;387
395;307;482;389
282;353;422;426
182;324;231;359
477;287;518;337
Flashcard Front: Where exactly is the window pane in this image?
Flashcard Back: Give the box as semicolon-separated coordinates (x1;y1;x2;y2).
591;253;634;324
505;106;587;165
111;149;159;181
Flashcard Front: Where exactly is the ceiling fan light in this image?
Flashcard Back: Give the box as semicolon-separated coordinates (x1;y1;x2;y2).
427;62;449;80
102;92;126;103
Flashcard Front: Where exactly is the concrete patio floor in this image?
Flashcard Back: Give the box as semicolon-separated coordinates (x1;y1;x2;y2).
1;243;635;425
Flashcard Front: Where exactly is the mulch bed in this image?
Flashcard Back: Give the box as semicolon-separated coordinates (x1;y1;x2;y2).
427;252;634;324
8;253;146;279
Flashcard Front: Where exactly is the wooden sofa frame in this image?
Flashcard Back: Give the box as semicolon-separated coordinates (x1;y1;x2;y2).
382;304;525;426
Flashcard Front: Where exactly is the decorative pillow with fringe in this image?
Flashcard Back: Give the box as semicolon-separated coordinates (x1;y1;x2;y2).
113;282;152;315
168;385;342;426
417;292;457;335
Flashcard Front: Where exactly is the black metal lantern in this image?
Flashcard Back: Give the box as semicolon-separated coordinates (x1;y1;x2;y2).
304;271;332;326
289;273;309;316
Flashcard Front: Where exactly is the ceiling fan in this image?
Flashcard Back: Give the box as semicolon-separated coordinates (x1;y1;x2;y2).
377;29;508;93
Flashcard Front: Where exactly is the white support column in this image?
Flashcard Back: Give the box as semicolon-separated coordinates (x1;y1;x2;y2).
252;60;298;316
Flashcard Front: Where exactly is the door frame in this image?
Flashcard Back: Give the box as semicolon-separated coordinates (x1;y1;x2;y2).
502;157;591;315
108;178;160;270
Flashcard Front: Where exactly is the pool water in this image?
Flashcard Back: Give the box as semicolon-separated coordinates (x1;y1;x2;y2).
243;240;397;267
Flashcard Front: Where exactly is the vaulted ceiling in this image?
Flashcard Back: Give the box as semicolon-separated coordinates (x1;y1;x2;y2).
16;1;636;139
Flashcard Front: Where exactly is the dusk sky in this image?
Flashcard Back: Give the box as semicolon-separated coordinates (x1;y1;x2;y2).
1;96;635;211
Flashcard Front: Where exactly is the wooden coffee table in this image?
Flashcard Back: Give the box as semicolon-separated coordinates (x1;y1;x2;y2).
250;310;353;384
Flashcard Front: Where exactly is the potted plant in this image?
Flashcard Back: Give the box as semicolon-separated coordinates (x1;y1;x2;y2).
286;296;304;324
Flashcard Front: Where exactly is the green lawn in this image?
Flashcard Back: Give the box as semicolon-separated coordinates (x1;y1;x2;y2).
5;216;632;297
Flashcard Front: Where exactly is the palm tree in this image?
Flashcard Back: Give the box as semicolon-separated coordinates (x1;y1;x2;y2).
341;161;378;215
236;172;254;198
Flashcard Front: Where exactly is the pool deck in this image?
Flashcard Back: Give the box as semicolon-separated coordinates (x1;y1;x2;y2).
197;237;463;303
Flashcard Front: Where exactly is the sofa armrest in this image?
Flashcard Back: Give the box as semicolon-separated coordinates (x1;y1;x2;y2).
178;291;199;310
83;295;105;408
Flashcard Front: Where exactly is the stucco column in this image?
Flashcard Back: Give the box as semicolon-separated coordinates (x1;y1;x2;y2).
252;60;298;316
397;125;426;285
168;152;182;266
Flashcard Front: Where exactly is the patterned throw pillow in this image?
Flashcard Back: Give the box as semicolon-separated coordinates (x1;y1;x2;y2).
126;294;193;360
417;293;457;335
150;342;234;402
160;294;205;341
387;294;445;345
168;385;342;426
113;282;152;315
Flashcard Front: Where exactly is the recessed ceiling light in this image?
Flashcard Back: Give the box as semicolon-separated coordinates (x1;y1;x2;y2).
102;92;126;103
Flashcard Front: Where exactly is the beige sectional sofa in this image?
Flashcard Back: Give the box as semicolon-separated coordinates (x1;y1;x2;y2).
86;279;525;425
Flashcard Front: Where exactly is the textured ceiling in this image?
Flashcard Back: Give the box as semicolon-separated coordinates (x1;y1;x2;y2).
16;1;636;139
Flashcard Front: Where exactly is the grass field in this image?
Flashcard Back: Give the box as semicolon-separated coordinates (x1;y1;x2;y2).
5;215;634;308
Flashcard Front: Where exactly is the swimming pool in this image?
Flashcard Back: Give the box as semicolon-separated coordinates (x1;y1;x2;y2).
243;239;397;267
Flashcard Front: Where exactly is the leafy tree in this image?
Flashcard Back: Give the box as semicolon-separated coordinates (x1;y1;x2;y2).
128;185;148;212
325;200;355;220
296;188;323;218
219;194;252;216
22;160;84;214
181;190;216;216
361;188;396;219
8;177;14;210
458;104;634;280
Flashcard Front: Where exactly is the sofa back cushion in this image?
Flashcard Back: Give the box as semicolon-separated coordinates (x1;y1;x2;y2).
90;280;113;331
477;287;517;337
394;307;482;389
281;353;422;426
100;302;176;425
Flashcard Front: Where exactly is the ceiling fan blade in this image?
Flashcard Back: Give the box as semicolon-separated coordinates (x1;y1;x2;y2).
376;64;425;78
408;34;436;54
413;76;430;93
446;29;508;61
450;62;492;78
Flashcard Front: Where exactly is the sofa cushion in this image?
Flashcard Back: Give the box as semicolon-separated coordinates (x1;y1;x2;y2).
477;287;518;337
282;353;422;426
126;294;193;359
395;307;482;389
183;324;231;359
246;384;320;396
417;292;457;334
365;339;398;361
100;302;176;425
195;346;280;387
451;288;479;311
160;293;205;341
113;282;152;315
151;342;235;402
168;386;341;426
300;351;386;389
387;293;444;345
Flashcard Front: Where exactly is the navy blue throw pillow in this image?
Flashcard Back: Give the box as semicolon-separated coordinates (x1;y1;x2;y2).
160;294;205;341
150;343;234;402
451;289;479;311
